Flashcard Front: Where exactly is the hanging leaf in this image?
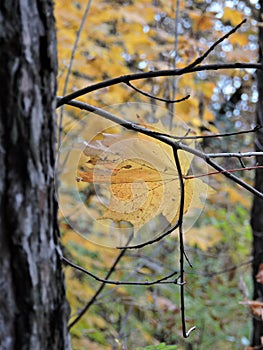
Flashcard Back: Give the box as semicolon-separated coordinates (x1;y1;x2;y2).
222;7;244;26
77;122;208;233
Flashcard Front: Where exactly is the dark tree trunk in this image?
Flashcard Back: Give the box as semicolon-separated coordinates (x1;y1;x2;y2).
0;1;70;349
251;0;263;346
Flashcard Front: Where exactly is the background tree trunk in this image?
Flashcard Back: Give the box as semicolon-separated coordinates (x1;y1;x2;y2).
251;0;263;346
0;1;70;349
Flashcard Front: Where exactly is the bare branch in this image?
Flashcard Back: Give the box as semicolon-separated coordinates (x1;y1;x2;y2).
126;81;190;103
57;98;263;200
63;256;178;286
67;233;133;329
179;142;263;199
184;166;263;179
66;233;179;330
117;220;180;250
172;146;195;338
56;20;257;108
238;157;246;168
126;124;261;141
174;125;262;140
185;19;247;70
206;151;263;158
56;62;262;107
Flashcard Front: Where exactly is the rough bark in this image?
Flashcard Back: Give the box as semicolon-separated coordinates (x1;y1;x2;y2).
0;1;70;349
251;0;263;346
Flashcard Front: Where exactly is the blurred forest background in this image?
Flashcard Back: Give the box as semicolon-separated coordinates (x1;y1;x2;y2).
55;0;261;349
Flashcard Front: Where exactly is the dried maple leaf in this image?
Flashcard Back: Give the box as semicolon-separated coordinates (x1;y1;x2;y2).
77;123;208;234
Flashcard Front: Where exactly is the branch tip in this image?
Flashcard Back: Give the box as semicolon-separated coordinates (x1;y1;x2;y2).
185;326;196;338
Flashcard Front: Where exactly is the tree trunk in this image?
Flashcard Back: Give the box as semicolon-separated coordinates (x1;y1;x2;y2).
251;0;263;346
0;1;70;349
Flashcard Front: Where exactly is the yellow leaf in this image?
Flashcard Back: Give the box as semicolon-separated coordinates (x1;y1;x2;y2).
189;11;214;32
185;225;222;250
197;82;216;100
226;186;251;208
124;31;154;55
228;33;249;47
203;108;214;122
222;8;244;26
77;121;208;234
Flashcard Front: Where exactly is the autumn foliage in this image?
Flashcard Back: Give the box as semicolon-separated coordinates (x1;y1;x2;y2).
55;0;261;348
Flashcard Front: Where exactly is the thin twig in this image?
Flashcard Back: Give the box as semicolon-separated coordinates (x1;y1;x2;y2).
58;0;92;149
184;165;263;179
173;146;195;338
62;256;178;286
185;19;247;70
184;250;193;268
169;0;181;129
117;124;261;141
117;220;180;250
238;157;246;168
179;142;263;199
126;81;190;103
206;151;263;158
67;233;133;330
91;241;174;302
171;125;262;140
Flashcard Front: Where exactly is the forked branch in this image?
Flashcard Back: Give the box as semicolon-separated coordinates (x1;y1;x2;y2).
57;97;263;200
56;20;261;108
